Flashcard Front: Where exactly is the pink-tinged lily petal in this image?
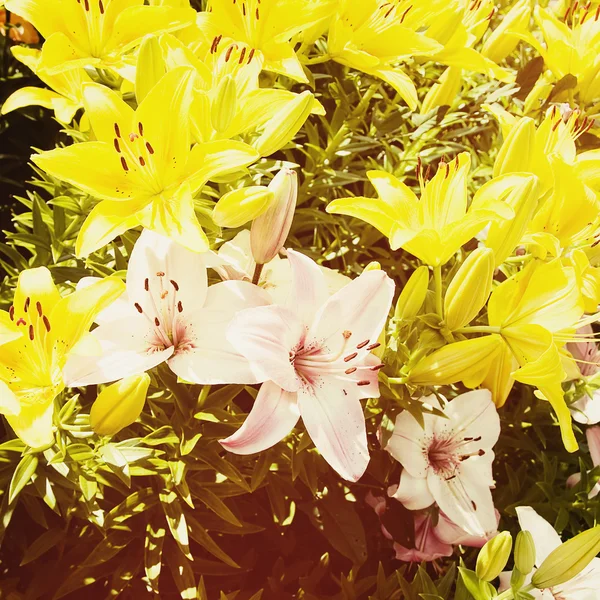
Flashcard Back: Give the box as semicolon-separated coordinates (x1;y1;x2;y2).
515;506;562;567
393;513;454;562
391;469;435;510
306;269;394;357
285;249;329;324
435;510;499;548
570;391;600;425
567;472;582;488
63;316;174;386
168;280;271;384
227;304;304;392
586;426;600;466
386;405;437;478
76;276;135;324
297;376;369;481
219;381;300;454
127;229;208;314
440;389;501;450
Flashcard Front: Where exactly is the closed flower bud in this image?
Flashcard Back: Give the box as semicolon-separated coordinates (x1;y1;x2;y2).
476;531;513;582
421;67;462;114
481;0;532;64
514;530;536;575
135;35;166;104
90;373;150;436
395;266;429;321
532;525;600;589
213;186;274;228
493;117;535;178
444;247;494;331
251;168;298;265
254;90;313;156
211;75;237;134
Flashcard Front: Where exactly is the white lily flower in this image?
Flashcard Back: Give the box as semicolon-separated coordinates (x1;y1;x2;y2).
385;390;500;537
64;229;270;386
567;426;600;499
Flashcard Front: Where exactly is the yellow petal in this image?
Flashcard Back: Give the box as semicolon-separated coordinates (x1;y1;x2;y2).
14;267;61;323
371;67;418;111
1;87;61;115
38;32;97;75
83;82;136;144
4;0;63;40
0;312;21;347
213;186;274;228
493;117;535;178
0;380;21;417
32;143;139;202
5;393;55;449
135;35;167;104
326;196;399;238
481;341;517;408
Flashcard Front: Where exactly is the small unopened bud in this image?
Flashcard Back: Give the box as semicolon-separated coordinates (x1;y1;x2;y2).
251;168;298;265
211;75;237;134
213;185;273;228
481;0;532;64
444;247;494;331
476;531;513;582
532;525;600;589
493;117;535;178
394;266;429;321
514;530;536;575
90;373;150;436
135;35;166;104
421;67;462;114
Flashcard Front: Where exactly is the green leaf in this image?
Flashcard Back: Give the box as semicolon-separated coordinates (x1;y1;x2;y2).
145;514;166;594
104;487;158;529
160;488;191;559
187;514;240;569
81;530;132;567
20;527;66;566
188;482;242;527
458;567;495;600
9;453;38;504
165;542;197;600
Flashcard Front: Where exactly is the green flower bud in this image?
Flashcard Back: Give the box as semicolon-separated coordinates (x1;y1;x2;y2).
90;373;150;436
394;266;429;322
476;531;513;582
213;186;273;228
532;525;600;589
514;530;536;575
251;168;298;265
444;247;494;331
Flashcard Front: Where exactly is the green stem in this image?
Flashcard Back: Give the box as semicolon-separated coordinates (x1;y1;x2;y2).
302;54;331;65
350;82;380;120
433;265;444;319
454;325;502;334
496;583;535;600
252;263;264;285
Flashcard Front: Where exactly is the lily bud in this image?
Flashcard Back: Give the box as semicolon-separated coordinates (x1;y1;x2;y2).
476;531;513;582
481;0;532;64
135;35;166;104
254;90;313;156
251;168;298;265
90;373;150;436
444;247;494;331
532;525;600;589
213;186;274;228
493;117;535;178
211;75;237;134
514;530;536;575
421;67;462;114
394;266;429;321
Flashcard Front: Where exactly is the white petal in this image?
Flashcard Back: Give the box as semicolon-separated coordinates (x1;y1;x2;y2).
570;391;600;425
127;228;208;316
63;316;173;385
297;375;369;482
390;470;435;510
515;506;562;567
285;249;329;324
306;269;395;359
214;230;255;281
77;276;133;324
219;381;300;454
227;304;304;392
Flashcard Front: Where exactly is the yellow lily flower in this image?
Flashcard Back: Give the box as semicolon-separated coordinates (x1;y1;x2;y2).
0;268;124;449
150;33;323;149
327;0;443;110
198;0;337;83
481;0;532;64
1;46;92;124
31;67;260;256
327;152;512;266
4;0;195;74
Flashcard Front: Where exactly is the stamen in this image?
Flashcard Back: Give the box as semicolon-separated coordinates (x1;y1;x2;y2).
370;363;385;371
356;339;369;349
366;342;380;351
24;297;30;312
344;352;358;362
225;45;235;62
121;157;129;171
114;138;121;153
248;48;255;64
357;380;370;386
134;302;143;313
400;5;412;23
242;2;246;15
84;0;89;11
239;47;247;64
99;0;104;14
43;315;51;332
146;142;155;154
154;317;160;327
170;280;179;291
177;301;183;313
28;324;34;340
139;156;146;167
144;278;149;291
138;122;144;136
114;123;121;138
36;301;42;316
9;305;14;321
255;7;259;19
345;367;357;374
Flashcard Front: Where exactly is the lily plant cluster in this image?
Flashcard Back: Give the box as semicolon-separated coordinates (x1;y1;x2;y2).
2;0;600;596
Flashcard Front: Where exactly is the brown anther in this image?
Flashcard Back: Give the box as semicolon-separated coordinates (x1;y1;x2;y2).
400;5;412;23
371;363;385;371
28;324;34;340
16;318;26;327
114;138;121;153
248;48;255;63
9;306;14;321
242;2;246;15
366;342;381;350
24;297;30;312
43;315;51;332
146;142;155;154
114;123;121;138
225;45;235;62
345;367;357;374
177;301;183;312
36;301;42;316
356;339;369;349
472;501;477;510
144;278;149;291
170;279;179;291
156;271;165;277
239;47;247;64
384;5;394;17
478;449;485;456
138;122;144;136
121;156;129;171
139;156;146;167
344;352;358;362
154;317;160;327
357;380;370;386
595;4;600;20
84;0;89;11
99;0;104;14
134;302;143;313
255;7;259;19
